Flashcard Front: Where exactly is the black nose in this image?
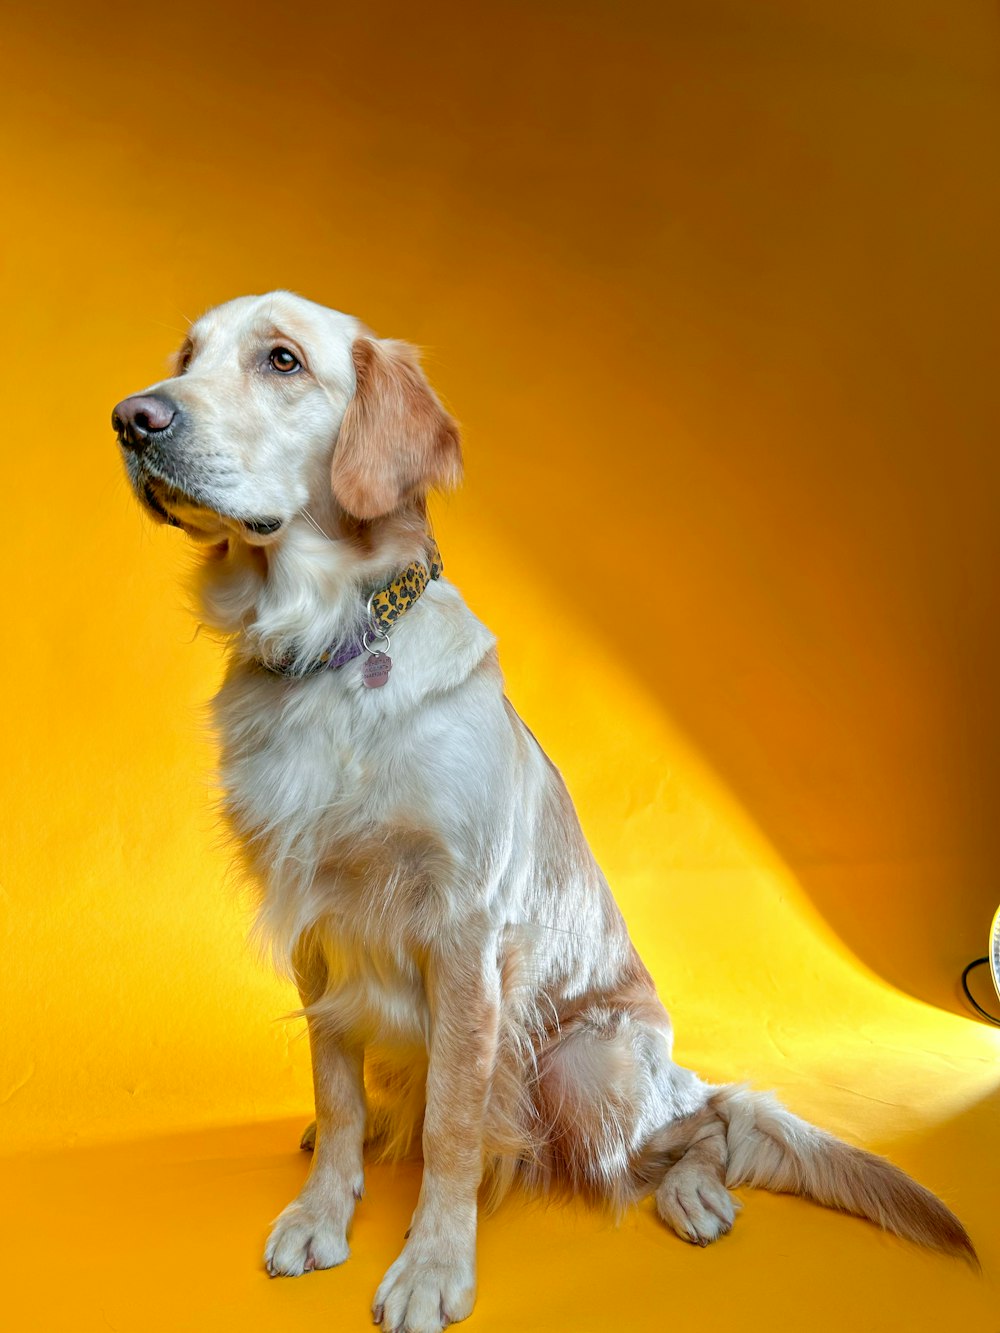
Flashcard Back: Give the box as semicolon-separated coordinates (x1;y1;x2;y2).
112;393;178;450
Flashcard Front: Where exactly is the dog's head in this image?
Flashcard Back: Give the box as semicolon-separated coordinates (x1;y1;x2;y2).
112;291;462;545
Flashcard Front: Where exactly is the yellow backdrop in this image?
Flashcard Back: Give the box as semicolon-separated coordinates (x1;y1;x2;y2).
1;2;998;1330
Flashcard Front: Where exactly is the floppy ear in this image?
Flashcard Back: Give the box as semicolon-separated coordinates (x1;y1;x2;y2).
331;337;462;520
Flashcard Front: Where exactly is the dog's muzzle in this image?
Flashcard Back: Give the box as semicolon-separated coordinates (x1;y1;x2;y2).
112;395;285;538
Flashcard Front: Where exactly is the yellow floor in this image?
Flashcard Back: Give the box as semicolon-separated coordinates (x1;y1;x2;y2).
3;1057;997;1333
3;0;1000;1329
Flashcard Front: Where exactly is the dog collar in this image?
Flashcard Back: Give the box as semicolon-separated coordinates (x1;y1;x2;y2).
259;539;444;678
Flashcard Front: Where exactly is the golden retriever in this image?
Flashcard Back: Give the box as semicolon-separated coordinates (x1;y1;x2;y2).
112;291;974;1333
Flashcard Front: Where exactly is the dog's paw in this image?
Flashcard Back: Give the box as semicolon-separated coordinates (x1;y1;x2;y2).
264;1195;352;1277
655;1163;739;1246
373;1249;476;1333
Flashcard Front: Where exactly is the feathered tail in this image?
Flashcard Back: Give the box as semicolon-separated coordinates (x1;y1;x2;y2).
638;1084;976;1263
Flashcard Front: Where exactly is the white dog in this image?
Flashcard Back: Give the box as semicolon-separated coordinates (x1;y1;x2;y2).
113;291;974;1333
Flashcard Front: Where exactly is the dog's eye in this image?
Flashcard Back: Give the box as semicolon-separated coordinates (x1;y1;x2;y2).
177;346;193;374
269;348;301;374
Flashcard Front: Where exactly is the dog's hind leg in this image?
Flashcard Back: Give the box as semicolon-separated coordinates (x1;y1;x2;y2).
533;1001;720;1208
648;1101;738;1244
533;998;741;1245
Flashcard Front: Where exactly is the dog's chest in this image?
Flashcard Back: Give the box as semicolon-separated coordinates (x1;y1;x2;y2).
216;669;459;1025
219;668;416;852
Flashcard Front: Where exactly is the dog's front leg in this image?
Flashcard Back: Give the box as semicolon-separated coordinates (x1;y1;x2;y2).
265;943;366;1277
374;945;500;1333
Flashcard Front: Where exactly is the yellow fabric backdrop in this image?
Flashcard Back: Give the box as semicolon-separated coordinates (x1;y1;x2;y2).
1;2;998;1329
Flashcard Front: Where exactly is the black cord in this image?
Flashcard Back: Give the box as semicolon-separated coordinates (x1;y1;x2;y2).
960;956;1000;1026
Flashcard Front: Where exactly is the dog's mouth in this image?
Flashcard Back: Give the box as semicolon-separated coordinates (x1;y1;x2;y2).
133;468;283;543
242;516;284;536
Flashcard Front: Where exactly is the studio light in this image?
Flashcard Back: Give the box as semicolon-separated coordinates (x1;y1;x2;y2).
962;905;1000;1026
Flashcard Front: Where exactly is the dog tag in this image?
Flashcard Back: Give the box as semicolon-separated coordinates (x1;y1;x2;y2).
362;652;392;688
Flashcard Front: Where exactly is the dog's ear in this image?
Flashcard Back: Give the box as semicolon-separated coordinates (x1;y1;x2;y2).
331;337;462;520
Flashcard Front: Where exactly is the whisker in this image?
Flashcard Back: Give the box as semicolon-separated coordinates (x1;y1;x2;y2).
300;508;334;541
147;318;190;337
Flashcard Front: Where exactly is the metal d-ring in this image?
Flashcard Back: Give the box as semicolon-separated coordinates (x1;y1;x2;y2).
362;626;390;655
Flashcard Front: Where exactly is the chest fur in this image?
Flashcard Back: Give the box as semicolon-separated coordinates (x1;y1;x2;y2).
214;666;464;1035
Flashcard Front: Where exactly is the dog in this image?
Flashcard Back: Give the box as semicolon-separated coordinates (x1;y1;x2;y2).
112;291;974;1333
